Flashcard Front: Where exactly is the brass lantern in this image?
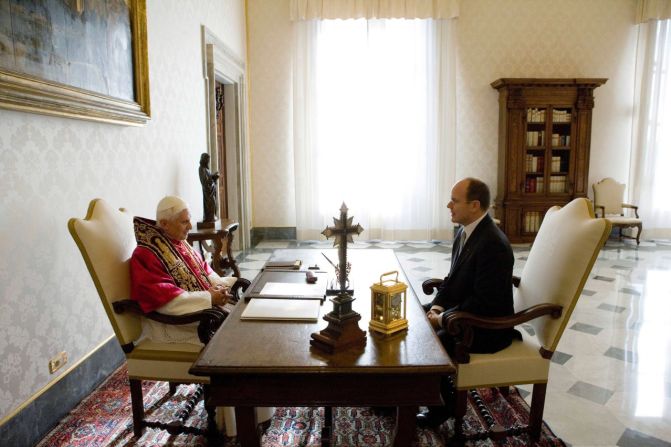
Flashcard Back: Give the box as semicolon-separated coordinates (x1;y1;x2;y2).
369;271;408;336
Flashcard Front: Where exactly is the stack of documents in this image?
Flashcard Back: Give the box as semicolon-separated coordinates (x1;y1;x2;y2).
264;259;301;270
241;298;321;321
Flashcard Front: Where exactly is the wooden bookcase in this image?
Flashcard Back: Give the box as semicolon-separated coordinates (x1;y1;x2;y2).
491;78;607;243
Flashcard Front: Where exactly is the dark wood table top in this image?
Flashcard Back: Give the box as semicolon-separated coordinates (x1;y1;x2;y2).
191;249;454;376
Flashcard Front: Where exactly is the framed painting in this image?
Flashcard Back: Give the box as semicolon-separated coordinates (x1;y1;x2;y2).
0;0;150;126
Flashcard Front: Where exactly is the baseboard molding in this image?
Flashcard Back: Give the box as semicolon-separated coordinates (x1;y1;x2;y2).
0;337;125;447
251;226;296;247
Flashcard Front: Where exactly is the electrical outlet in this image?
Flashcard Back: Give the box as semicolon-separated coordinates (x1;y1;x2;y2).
48;351;68;374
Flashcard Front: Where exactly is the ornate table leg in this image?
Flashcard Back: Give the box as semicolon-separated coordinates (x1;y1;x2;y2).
217;227;241;277
235;406;260;447
394;406;417;447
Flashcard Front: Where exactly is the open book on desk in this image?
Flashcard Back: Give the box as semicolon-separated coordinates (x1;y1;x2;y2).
240;298;321;321
245;270;328;301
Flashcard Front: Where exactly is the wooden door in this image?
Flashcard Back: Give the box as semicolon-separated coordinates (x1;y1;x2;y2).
215;81;228;219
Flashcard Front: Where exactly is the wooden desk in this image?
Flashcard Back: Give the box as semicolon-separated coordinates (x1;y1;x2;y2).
187;219;240;277
190;249;454;446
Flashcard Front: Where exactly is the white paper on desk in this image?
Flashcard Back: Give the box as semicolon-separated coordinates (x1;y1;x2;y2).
240;298;321;321
259;281;322;298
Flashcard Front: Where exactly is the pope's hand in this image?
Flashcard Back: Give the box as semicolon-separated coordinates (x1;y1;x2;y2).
209;284;232;306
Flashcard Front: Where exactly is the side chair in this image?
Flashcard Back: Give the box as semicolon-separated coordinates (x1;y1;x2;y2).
422;198;611;443
68;198;251;439
592;177;642;245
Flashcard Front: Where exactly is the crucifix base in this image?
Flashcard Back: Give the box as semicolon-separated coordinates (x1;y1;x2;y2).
310;306;367;354
310;313;367;354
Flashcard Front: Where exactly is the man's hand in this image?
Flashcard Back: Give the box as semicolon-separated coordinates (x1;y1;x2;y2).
426;309;442;330
209;284;232;307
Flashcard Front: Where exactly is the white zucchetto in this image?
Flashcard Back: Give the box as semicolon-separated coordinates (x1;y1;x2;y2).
156;196;188;220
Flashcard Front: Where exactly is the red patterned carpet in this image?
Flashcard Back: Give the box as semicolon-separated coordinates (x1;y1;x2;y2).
38;365;565;446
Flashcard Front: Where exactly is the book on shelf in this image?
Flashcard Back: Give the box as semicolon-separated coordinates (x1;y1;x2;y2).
523;211;541;233
551;156;561;172
526;130;545;146
549;175;568;193
526;108;545;123
524;176;544;193
552;109;571;123
525;154;545;172
551;134;571;147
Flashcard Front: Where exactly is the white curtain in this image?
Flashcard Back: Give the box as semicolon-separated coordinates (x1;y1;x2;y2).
292;18;456;241
290;0;459;20
631;19;671;238
637;0;671;23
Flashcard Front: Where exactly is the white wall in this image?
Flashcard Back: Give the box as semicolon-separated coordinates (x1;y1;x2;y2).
246;0;296;227
456;0;637;196
246;0;639;227
0;0;246;422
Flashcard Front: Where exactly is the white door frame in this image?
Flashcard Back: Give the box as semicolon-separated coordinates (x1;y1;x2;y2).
201;26;252;250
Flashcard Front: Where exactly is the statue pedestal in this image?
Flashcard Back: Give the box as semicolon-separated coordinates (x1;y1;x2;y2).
310;292;367;354
197;220;217;230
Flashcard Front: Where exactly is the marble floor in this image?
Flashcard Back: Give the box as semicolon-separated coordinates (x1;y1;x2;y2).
233;236;671;447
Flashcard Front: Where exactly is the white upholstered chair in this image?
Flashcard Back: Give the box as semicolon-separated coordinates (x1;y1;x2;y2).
423;198;611;442
68;198;271;439
592;177;642;245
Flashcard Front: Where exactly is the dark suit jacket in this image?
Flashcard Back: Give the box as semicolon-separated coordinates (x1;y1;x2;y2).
432;214;516;354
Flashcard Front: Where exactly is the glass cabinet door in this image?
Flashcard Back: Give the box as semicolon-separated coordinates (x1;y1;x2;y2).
524;107;546;194
549;107;572;194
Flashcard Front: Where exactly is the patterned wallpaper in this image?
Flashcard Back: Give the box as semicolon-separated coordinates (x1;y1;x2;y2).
456;0;637;195
246;0;638;226
246;0;297;227
0;0;246;422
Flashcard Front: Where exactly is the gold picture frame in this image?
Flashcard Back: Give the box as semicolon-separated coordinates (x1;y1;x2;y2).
0;0;150;126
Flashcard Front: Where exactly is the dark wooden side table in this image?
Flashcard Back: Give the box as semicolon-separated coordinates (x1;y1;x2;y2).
187;219;241;278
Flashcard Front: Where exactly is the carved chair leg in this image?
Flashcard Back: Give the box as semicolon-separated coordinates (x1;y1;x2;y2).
528;382;548;442
454;389;468;441
636;223;642;245
129;379;145;438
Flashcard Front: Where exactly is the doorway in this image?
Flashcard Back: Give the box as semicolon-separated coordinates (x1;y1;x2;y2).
215;81;228;220
202;26;252;249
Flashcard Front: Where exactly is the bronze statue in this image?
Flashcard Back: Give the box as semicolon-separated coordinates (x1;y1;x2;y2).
199;153;219;223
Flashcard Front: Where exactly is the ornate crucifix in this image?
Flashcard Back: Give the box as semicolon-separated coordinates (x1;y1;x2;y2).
321;203;363;292
310;203;367;354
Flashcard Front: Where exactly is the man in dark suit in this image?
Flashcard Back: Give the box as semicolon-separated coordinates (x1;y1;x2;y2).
417;177;517;428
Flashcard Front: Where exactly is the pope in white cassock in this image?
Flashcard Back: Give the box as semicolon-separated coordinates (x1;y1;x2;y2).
129;196;273;436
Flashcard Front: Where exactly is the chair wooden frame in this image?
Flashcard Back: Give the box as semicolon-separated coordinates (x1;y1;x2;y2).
422;198;611;443
423;277;560;441
68;198;250;440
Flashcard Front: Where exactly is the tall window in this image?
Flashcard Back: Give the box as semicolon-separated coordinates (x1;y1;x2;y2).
632;19;671;237
293;19;456;241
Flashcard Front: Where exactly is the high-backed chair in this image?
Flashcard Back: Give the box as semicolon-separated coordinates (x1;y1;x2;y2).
593;177;642;245
68;199;256;439
422;198;611;442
